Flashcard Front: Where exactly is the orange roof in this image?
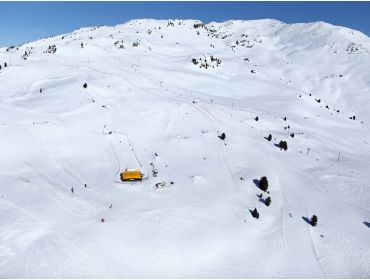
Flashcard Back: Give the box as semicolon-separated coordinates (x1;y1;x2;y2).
120;170;142;181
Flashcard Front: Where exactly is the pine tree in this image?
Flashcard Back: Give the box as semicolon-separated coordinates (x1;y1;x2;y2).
265;197;271;206
218;133;226;140
259;176;269;192
310;215;318;226
251;208;259;219
278;141;288;151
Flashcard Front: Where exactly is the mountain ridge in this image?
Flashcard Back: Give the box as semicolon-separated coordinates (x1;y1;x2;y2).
2;18;369;50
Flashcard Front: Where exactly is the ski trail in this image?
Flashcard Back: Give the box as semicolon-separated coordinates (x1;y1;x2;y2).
270;156;327;277
280;196;294;264
111;131;143;168
189;103;238;187
190;102;216;123
307;224;328;278
26;240;35;277
110;141;121;175
197;103;222;123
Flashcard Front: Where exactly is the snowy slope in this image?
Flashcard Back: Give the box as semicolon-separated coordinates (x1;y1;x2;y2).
0;19;369;278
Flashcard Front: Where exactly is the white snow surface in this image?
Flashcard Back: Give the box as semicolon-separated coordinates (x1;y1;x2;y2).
0;19;370;278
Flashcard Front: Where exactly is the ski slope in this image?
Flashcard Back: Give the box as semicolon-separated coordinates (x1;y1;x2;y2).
0;19;369;278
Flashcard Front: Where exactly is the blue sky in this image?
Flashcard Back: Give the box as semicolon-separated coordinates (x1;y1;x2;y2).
1;1;370;47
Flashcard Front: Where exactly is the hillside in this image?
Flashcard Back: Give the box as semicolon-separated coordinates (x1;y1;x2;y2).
0;19;369;278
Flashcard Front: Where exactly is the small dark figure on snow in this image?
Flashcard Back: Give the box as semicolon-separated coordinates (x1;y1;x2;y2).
70;187;74;194
4;62;7;67
109;204;112;209
251;208;259;219
265;197;271;206
310;215;318;226
259;176;269;192
81;43;84;48
101;218;105;223
254;116;259;121
283;117;287;121
83;83;88;89
218;132;226;140
257;193;263;199
266;134;272;141
290;133;294;138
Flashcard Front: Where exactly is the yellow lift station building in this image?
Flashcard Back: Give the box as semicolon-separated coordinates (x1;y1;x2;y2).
120;169;143;182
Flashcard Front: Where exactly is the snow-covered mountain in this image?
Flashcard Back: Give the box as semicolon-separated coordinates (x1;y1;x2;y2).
0;19;369;278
